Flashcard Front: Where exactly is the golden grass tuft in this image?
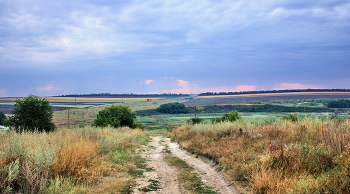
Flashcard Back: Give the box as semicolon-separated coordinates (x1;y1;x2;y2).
53;139;108;180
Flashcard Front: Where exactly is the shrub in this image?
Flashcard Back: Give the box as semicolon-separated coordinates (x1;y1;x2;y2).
7;95;56;132
157;102;189;114
92;105;144;129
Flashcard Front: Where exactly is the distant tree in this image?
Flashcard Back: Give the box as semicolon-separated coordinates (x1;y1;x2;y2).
0;112;6;125
92;104;144;129
7;95;56;132
157;102;189;114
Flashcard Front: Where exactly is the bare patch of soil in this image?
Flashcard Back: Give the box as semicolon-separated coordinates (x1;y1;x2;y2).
134;136;241;194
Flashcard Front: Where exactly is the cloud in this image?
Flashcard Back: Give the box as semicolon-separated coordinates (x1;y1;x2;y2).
235;85;256;92
1;0;350;96
162;88;191;94
153;81;256;94
37;83;60;92
189;85;256;94
274;83;319;90
145;80;153;85
177;80;189;87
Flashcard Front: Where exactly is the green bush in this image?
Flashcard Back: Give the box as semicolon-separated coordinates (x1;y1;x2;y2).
7;95;56;132
157;102;189;114
92;105;144;129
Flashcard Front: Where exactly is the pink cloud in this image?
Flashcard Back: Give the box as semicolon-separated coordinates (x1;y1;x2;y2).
162;88;191;94
177;80;189;87
145;80;153;85
235;85;256;91
274;83;319;90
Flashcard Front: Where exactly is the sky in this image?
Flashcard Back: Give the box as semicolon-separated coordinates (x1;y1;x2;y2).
0;0;350;97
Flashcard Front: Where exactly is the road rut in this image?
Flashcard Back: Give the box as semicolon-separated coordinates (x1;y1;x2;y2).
134;136;240;194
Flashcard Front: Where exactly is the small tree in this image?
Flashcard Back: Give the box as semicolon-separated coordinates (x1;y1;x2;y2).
0;112;6;125
8;95;56;132
92;104;144;129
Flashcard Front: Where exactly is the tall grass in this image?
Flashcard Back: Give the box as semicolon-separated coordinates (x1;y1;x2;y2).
167;118;350;193
0;126;149;193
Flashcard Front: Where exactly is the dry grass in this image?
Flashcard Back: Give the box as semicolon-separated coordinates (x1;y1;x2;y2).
167;118;350;193
0;127;149;193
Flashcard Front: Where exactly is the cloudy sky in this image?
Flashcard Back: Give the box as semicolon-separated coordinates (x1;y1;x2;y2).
1;0;349;97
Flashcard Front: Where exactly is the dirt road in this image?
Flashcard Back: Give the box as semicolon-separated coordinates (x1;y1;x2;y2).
133;136;240;194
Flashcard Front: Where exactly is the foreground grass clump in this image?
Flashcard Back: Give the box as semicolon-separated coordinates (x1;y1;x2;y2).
0;126;149;194
167;118;350;193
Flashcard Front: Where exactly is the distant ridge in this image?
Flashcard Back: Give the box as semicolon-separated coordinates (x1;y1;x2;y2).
199;89;350;96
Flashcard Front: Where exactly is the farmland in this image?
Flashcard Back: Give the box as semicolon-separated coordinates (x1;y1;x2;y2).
1;91;350;129
184;92;350;106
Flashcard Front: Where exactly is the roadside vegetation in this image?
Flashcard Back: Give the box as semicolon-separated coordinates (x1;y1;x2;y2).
0;126;150;193
167;117;350;193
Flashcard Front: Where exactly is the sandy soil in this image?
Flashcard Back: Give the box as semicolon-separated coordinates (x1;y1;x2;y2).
133;136;240;194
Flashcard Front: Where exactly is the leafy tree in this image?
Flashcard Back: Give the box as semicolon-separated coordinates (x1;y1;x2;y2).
0;112;6;125
8;95;56;132
92;104;144;129
157;102;189;114
211;110;241;123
